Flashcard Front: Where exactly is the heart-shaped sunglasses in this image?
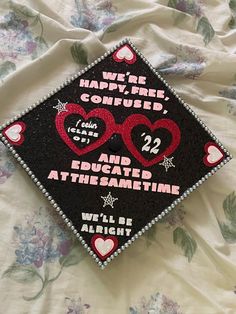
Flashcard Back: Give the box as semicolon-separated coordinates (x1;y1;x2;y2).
55;103;181;167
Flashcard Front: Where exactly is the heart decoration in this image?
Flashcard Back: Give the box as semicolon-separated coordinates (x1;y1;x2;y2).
3;122;26;145
121;114;181;167
113;44;137;64
91;235;118;260
203;142;224;167
55;104;116;156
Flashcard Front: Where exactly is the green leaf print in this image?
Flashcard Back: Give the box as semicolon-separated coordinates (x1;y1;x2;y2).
2;263;41;283
218;192;236;243
30;15;40;27
143;206;198;261
229;17;236;29
197;16;215;45
229;0;236;11
0;61;16;79
168;0;178;9
71;42;88;65
218;222;236;243
229;0;236;30
173;227;197;262
223;191;236;226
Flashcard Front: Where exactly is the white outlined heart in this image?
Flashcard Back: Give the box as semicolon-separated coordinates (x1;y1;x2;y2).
91;235;118;260
3;122;26;145
203;142;224;166
95;238;114;256
113;44;136;64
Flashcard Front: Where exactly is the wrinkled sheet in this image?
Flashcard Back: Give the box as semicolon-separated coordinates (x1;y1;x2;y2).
0;0;236;313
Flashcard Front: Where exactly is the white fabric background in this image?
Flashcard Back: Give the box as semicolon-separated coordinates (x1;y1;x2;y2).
0;0;236;313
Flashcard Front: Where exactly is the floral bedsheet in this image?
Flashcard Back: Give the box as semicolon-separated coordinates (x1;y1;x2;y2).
0;1;236;313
